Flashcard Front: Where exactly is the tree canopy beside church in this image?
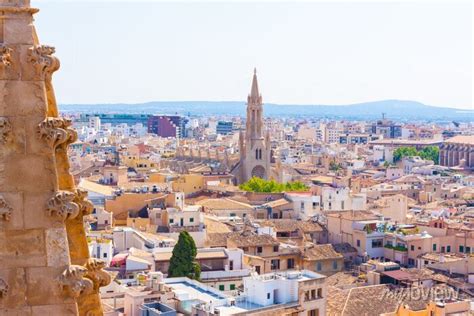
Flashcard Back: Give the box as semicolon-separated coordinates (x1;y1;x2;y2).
393;146;439;164
168;231;201;280
239;177;308;193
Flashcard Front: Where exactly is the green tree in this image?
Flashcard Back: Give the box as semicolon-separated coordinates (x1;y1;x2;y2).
168;231;200;280
329;161;342;171
393;147;418;162
393;146;440;164
284;181;308;191
419;146;439;164
239;177;308;193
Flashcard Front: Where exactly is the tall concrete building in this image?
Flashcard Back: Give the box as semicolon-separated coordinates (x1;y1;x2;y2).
216;121;233;135
236;69;272;183
370;116;402;139
147;115;187;138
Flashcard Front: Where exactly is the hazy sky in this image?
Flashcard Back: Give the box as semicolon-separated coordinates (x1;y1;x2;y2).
33;1;472;109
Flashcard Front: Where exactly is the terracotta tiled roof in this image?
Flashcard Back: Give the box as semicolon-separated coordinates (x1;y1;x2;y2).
206;232;233;248
297;220;324;233
403;268;434;280
197;198;254;210
262;198;291;208
333;243;357;254
259;219;299;232
302;244;343;261
78;179;116;196
326;287;349;316
325;272;359;287
326;210;379;221
382;269;413;281
341;285;399;316
203;215;232;234
154;249;227;261
227;231;279;247
337;284;458;315
258;219;324;233
445;135;474;145
394;175;426;184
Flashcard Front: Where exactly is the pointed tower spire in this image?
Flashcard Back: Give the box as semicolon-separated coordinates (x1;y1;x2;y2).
250;67;259;99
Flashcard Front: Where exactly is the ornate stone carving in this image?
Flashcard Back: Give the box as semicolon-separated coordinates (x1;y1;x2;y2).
0;278;8;299
47;191;80;221
0;117;12;144
27;45;60;80
84;258;112;291
74;189;94;217
0;45;13;68
0;195;13;221
37;117;77;149
59;265;93;299
0;6;39;14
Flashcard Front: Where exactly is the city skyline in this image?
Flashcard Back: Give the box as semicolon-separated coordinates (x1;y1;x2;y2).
34;0;472;109
1;1;473;315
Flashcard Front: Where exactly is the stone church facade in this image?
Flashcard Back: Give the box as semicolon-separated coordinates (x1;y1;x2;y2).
235;69;272;184
439;135;474;169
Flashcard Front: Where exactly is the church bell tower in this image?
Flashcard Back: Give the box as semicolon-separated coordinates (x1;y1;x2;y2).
238;69;271;183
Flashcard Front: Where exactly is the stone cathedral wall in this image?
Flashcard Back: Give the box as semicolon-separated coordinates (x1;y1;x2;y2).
0;0;110;314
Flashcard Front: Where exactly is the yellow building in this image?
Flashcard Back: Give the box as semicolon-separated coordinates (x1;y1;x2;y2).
124;156;159;173
146;172;172;183
126;217;151;231
103;165;128;185
171;174;205;195
105;192;166;225
390;300;471;316
301;244;344;276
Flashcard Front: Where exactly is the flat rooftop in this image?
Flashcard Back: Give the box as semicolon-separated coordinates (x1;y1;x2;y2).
445;135;474;145
249;269;326;282
217;300;266;316
164;278;228;303
370;139;442;145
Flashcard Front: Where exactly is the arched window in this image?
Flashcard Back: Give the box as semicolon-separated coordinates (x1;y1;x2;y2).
256;149;259;159
251;165;265;178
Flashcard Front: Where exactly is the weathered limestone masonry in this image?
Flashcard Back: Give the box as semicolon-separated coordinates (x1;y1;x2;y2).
0;0;110;315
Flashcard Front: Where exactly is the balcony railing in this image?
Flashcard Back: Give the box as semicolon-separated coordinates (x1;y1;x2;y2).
384;244;408;252
200;269;250;280
167;225;203;233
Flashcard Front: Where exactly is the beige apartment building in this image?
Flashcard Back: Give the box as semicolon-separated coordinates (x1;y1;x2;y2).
301;244;344;276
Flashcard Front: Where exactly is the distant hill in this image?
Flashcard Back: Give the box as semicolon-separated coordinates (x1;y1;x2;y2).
59;100;473;122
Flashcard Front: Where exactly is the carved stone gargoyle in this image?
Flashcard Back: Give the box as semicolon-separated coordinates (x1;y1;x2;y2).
0;195;13;221
0;278;8;299
84;258;112;291
74;189;94;217
46;191;80;221
37;117;77;149
0;117;12;144
59;265;93;299
0;45;13;68
27;45;60;80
